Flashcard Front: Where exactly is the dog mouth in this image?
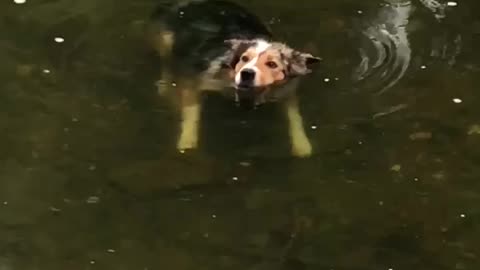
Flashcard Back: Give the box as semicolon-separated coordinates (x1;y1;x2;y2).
233;83;254;97
233;85;270;108
234;82;255;91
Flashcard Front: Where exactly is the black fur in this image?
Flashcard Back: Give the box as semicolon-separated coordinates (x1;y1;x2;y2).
149;0;272;73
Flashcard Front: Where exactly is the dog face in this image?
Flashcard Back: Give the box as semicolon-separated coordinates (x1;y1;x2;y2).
233;40;286;88
226;39;321;104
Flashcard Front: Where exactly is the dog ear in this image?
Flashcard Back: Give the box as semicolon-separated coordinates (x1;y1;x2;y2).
288;52;322;76
224;39;254;68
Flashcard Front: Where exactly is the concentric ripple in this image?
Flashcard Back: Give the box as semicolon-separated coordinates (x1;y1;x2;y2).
352;0;462;94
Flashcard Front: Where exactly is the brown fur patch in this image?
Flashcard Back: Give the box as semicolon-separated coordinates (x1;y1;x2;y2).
233;47;287;88
228;41;321;88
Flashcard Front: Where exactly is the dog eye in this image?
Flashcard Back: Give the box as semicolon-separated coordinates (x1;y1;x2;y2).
266;61;278;69
241;55;250;62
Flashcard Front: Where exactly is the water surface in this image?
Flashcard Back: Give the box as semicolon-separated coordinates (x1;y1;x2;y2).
1;0;480;269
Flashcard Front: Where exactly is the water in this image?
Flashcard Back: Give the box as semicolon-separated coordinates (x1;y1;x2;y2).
1;0;479;269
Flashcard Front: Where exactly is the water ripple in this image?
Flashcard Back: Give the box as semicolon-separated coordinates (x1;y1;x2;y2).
352;0;462;94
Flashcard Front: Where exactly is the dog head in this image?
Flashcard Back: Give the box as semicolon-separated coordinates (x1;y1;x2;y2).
225;39;321;105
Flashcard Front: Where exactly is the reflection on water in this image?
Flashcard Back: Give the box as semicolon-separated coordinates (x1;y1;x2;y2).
1;0;480;269
353;0;463;94
353;0;413;94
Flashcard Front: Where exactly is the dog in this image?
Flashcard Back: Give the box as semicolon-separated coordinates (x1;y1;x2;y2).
147;0;321;157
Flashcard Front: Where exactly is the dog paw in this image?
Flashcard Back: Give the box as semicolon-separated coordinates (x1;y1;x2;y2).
291;139;312;158
177;133;198;151
155;80;170;96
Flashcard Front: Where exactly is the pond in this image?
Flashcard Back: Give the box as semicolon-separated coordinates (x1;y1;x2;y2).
1;0;479;269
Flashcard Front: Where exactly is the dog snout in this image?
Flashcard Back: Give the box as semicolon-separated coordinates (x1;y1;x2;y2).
240;68;256;82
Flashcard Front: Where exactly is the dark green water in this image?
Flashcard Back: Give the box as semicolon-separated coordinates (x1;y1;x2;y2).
1;0;480;269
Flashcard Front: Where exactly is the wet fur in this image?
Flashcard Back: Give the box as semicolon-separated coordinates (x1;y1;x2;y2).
148;0;320;157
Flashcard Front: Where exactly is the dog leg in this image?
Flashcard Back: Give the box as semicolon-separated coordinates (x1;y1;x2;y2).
284;94;312;158
152;29;175;96
177;88;201;151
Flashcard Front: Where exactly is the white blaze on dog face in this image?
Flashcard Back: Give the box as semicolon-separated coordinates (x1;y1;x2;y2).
234;40;287;88
225;39;322;100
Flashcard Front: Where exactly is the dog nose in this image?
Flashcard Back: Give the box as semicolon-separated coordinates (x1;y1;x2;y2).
240;69;255;82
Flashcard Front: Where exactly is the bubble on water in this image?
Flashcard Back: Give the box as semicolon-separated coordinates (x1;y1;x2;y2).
42;69;51;74
54;37;65;43
452;98;462;104
460;213;466;218
311;125;318;130
13;0;26;4
447;1;458;7
420;65;427;69
107;249;116;253
232;176;239;181
239;161;251;167
323;78;331;82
